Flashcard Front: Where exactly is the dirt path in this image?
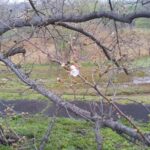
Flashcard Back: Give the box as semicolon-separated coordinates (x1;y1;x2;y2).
0;100;149;122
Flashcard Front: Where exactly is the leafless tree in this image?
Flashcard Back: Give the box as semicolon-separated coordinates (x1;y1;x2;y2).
0;0;150;149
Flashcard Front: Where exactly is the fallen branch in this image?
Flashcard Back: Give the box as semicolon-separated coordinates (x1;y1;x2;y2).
0;125;19;145
103;119;150;146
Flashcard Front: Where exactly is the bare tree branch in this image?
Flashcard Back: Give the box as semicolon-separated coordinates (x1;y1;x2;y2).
108;0;122;56
4;47;26;58
0;53;150;146
28;0;45;16
55;22;129;74
0;10;150;35
94;120;103;150
39;117;56;150
103;120;150;146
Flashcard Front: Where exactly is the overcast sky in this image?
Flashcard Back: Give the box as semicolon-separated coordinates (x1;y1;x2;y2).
8;0;136;4
9;0;27;3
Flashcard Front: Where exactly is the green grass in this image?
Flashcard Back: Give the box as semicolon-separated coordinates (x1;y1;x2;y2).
0;116;149;150
115;95;150;104
0;92;48;100
132;56;150;68
0;57;150;102
63;94;150;104
135;18;150;29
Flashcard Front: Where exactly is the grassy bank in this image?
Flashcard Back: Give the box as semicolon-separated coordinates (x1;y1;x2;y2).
0;116;149;150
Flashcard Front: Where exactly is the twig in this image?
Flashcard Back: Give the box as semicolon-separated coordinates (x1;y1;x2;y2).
39;117;56;150
94;120;103;150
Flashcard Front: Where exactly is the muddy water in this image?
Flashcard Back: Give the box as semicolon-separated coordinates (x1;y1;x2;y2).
0;100;149;122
